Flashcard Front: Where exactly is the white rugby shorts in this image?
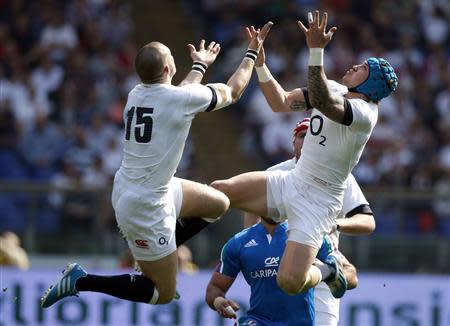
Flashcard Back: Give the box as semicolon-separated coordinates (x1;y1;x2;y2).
111;172;182;261
266;170;342;248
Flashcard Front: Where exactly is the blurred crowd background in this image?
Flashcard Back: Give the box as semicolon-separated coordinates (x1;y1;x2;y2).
0;0;449;272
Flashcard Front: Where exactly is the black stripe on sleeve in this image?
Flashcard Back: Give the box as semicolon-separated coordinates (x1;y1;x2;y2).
345;204;373;218
301;87;313;110
205;85;218;112
341;99;353;126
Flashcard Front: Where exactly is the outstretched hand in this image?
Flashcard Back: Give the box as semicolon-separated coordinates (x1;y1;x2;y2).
245;29;266;67
246;21;273;53
298;10;337;49
187;40;221;66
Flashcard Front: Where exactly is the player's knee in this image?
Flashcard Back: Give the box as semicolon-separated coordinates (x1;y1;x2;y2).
277;273;304;295
345;264;358;290
210;180;234;199
213;190;230;215
202;187;230;218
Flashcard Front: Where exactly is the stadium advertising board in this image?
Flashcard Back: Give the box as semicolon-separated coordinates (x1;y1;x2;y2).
1;269;449;325
339;274;450;326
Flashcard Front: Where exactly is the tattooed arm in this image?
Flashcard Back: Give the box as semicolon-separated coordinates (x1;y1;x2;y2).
308;66;346;123
297;10;344;122
258;69;309;112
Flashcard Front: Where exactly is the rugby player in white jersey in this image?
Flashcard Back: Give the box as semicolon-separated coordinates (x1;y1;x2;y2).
244;118;375;326
211;10;397;300
41;21;273;308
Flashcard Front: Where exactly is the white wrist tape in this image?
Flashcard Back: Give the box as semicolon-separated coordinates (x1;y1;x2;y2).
225;305;236;317
308;48;324;66
255;65;273;83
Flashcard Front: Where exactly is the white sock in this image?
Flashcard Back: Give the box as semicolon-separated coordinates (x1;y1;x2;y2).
314;260;335;281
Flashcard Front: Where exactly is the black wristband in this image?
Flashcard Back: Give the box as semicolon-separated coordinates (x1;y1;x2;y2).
245;49;258;62
192;61;208;74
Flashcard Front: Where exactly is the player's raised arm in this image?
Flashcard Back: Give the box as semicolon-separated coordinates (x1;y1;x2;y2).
298;10;348;123
225;21;273;103
202;21;273;112
332;211;376;235
330;175;376;235
178;40;221;86
254;47;310;113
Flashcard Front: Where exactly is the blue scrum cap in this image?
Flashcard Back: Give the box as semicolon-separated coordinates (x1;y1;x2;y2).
350;57;398;102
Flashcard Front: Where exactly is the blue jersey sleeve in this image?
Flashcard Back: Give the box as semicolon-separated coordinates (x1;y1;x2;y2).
217;238;241;278
316;235;334;262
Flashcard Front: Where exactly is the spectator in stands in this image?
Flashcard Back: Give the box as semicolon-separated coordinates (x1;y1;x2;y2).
0;99;19;151
21;113;65;179
40;7;78;61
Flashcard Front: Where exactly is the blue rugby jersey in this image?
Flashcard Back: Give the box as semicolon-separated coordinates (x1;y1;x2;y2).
217;222;332;326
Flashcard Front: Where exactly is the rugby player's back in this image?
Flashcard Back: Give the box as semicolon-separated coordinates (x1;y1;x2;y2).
119;83;215;192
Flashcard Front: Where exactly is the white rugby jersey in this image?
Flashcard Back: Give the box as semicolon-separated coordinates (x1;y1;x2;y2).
266;157;296;172
118;83;217;192
295;82;378;191
267;159;369;323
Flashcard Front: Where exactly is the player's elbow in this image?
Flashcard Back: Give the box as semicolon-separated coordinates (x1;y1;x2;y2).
230;88;243;103
368;217;376;234
362;215;376;235
227;79;247;103
210;180;234;202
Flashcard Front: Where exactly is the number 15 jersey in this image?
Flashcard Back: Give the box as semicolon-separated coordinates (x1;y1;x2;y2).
119;83;217;193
